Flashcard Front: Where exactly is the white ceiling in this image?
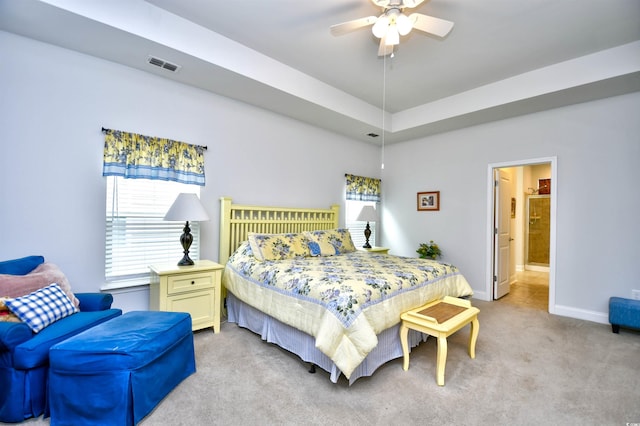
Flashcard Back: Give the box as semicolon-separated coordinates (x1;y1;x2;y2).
1;0;639;144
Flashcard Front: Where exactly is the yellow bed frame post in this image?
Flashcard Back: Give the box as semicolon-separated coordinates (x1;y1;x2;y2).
218;197;340;314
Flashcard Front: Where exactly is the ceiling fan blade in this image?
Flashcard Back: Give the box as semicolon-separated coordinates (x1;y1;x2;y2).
330;16;378;36
408;13;454;38
378;36;394;57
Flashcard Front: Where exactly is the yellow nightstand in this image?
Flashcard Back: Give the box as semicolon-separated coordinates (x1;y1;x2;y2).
358;247;390;254
149;260;224;333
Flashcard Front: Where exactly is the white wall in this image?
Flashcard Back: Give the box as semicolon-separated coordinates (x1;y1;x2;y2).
2;30;639;322
382;91;640;322
0;32;380;310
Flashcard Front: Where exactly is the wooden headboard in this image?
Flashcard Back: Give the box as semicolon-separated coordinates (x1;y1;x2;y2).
218;197;340;265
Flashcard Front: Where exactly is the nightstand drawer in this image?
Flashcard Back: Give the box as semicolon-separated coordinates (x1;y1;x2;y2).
167;272;213;295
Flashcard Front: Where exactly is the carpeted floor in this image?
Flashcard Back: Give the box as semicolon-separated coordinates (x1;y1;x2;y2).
17;299;640;426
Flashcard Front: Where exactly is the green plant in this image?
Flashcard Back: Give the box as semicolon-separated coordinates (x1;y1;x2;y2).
417;240;441;259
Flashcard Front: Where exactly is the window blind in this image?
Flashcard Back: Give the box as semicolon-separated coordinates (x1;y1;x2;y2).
105;176;201;284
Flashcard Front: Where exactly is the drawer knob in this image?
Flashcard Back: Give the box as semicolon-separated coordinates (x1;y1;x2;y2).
191;281;195;285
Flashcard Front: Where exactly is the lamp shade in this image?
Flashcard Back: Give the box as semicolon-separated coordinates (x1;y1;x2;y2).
385;25;400;45
356;205;378;222
396;13;413;36
164;193;209;222
372;15;389;38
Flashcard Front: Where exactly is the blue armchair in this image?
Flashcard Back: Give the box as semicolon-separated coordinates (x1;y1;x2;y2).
0;256;122;423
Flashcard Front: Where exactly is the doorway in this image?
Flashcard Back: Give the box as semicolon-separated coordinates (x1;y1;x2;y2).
486;157;557;313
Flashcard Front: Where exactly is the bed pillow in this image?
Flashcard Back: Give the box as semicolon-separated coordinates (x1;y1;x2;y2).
0;262;79;308
248;232;311;262
307;237;337;256
4;283;78;333
305;229;357;255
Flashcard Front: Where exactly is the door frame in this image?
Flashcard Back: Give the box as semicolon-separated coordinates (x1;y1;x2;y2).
485;156;557;313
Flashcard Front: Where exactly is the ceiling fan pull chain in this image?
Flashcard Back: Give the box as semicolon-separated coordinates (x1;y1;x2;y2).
381;53;387;170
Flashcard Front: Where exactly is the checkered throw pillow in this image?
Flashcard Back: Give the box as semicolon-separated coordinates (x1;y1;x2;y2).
5;283;78;333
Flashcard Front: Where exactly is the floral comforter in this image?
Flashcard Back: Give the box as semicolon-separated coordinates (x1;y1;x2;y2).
223;242;473;379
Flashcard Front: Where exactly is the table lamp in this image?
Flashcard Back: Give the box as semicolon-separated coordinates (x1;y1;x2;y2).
164;193;209;266
356;205;378;249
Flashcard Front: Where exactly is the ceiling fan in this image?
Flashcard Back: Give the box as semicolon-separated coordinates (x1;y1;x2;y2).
330;0;454;56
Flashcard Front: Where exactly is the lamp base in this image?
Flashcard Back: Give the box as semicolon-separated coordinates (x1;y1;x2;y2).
177;255;194;266
177;221;194;266
363;222;372;249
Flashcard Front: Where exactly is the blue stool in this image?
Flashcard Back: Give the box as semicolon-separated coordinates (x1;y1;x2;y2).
609;297;640;334
49;311;195;425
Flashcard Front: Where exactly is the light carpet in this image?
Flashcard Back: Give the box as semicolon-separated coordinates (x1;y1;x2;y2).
17;299;640;425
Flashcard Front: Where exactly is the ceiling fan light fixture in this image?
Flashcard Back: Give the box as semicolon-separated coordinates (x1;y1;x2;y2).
396;13;412;36
330;1;453;57
372;15;389;38
385;25;400;45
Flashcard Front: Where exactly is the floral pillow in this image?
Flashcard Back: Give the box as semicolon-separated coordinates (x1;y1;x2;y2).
307;238;336;257
248;232;311;262
305;229;356;256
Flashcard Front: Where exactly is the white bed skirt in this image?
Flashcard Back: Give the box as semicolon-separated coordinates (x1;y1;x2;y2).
226;291;428;385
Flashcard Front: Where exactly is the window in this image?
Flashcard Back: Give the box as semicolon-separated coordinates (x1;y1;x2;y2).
344;174;381;248
345;200;376;248
105;176;201;287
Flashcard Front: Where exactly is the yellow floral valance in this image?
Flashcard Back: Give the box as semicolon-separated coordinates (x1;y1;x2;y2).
345;174;381;202
102;129;206;186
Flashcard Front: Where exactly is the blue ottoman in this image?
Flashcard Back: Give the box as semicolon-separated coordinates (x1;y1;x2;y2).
609;297;640;333
48;311;195;425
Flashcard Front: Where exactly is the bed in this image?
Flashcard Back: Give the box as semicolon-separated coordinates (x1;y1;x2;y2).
219;197;473;384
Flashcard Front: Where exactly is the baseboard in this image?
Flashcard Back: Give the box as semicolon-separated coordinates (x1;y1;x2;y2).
553;304;609;325
525;264;550;272
471;289;489;301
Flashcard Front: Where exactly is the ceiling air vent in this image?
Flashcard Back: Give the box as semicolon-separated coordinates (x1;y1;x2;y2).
147;56;181;73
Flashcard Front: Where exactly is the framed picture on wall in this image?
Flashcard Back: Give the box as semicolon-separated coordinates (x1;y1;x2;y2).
538;178;551;195
417;191;440;211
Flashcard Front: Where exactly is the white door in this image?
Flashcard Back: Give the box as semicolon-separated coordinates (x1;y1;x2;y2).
493;169;511;299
